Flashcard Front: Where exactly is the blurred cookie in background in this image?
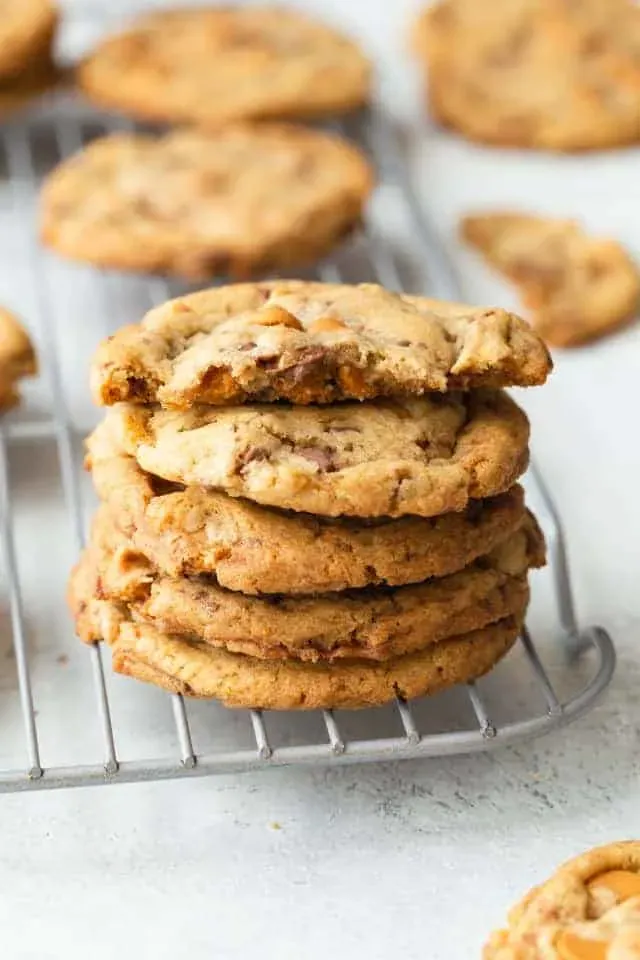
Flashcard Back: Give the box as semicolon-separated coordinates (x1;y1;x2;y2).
40;125;374;281
0;308;37;412
0;0;59;119
412;0;640;152
461;212;640;347
77;6;371;126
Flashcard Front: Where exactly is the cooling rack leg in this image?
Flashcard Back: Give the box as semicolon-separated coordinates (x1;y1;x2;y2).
322;710;346;755
250;711;272;761
466;683;497;740
395;698;421;745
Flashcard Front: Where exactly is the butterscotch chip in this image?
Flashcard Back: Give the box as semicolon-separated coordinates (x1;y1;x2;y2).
86;416;530;594
462;213;640;347
413;0;640;152
0;307;37;411
67;551;523;709
88;281;551;408
82;502;542;662
102;389;530;518
484;842;640;959
40;127;373;281
0;0;57;81
254;307;304;330
77;6;370;126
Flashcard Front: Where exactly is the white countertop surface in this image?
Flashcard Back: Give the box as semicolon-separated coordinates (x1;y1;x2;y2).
2;2;640;958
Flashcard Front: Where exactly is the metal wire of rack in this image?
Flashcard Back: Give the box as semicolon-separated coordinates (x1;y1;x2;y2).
0;94;615;793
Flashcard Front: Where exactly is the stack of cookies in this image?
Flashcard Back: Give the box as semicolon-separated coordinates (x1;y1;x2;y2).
68;281;551;711
0;0;59;121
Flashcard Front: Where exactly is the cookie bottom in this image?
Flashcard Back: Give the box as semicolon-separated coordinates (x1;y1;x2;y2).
109;615;522;710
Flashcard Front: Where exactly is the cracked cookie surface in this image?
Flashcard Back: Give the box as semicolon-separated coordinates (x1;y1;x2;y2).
87;416;529;593
68;550;523;709
41;128;373;281
89;281;551;408
81;503;541;662
77;6;371;126
103;389;530;518
462;212;640;347
413;0;640;151
484;841;640;959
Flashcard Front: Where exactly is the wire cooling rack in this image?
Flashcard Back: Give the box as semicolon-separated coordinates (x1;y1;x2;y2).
0;89;615;792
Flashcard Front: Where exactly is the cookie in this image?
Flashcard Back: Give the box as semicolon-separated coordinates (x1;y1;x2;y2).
68;555;523;709
413;0;640;151
0;308;36;411
84;504;541;662
87;416;529;593
77;6;370;126
462;213;640;347
0;55;60;120
40;127;373;281
0;0;57;81
484;841;640;959
103;389;530;518
89;281;551;408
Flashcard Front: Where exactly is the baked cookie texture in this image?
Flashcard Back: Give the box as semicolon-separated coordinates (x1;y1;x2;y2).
462;213;640;348
103;389;529;518
89;281;551;408
68;550;523;709
413;0;640;152
80;503;542;662
77;6;371;125
40;128;373;281
0;308;37;411
484;841;640;958
87;417;529;593
0;0;57;81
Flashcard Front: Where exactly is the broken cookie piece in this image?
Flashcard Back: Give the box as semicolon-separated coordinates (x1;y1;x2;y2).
461;212;640;347
0;307;37;411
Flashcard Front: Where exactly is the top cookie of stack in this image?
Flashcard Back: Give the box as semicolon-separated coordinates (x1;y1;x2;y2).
91;280;551;408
